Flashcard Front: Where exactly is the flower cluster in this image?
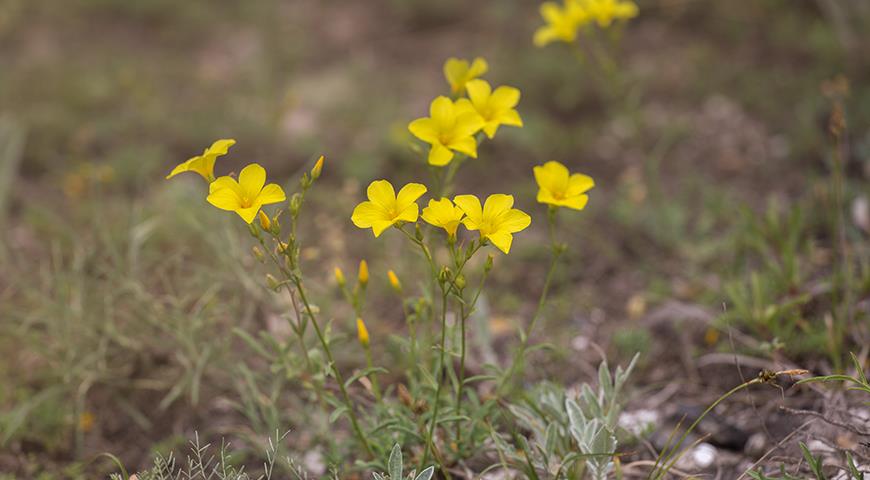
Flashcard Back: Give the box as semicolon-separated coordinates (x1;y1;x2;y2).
534;0;638;47
165;139;290;224
409;57;523;167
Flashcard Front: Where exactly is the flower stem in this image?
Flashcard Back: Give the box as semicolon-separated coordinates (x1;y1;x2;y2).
422;289;450;473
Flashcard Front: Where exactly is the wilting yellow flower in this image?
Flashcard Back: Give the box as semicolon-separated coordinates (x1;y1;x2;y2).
533;161;594;210
334;266;346;286
207;163;286;223
457;80;523;139
408;96;485;167
443;57;488;95
358;259;369;286
387;270;402;292
421;198;465;238
582;0;638;27
310;155;324;180
258;210;272;230
351;180;427;237
534;1;588;47
454;194;531;254
166;139;236;182
356;318;370;347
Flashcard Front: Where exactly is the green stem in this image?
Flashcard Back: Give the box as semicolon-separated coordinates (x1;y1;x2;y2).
364;344;382;402
455;267;489;445
422;290;450;475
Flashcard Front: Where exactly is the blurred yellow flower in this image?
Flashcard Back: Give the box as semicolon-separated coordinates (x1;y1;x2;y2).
421;198;465;238
334;266;346;286
387;270;402;292
78;412;95;433
534;1;588;47
166;139;236;182
351;180;427;237
454;194;531;254
443;57;488;95
533;161;594;210
457;80;523;139
408;96;485;166
358;259;369;286
311;155;324;180
356;317;370;347
207;163;286;223
582;0;638;27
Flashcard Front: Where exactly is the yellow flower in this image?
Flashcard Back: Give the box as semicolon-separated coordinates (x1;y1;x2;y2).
358;259;369;286
206;163;286;223
421;198;465;238
351;180;427;237
408;96;485;167
533;161;594;210
454;194;531;254
387;270;402;292
534;1;588;47
166;139;236;182
443;57;488;95
334;266;346;286
356;317;370;347
311;155;324;180
581;0;638;27
457;80;523;139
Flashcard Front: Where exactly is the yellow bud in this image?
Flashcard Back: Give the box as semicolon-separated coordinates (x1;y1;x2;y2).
334;266;346;286
258;210;271;231
356;317;370;347
387;270;402;293
251;246;265;262
311;155;324;180
358;260;369;286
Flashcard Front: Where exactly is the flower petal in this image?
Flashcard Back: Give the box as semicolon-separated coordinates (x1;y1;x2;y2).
409;118;440;144
430;96;455;127
497;209;532;233
207;186;243;211
258;183;286;205
453;194;483;226
238;164;267;198
468;57;488;79
558;194;589;210
236;205;261;224
395;203;419;223
533;161;569;194
497;109;523;127
205;138;236;156
566;173;595;196
351;201;387;228
428;144;454;166
486;231;514;254
491;86;521;110
453;112;485;138
465;79;492;112
447;136;477;158
366;180;397;210
483;194;514;219
396;183;427;211
443;58;468;92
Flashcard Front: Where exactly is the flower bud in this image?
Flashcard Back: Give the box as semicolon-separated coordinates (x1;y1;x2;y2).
258;210;271;231
387;270;402;293
251;245;265;262
439;266;451;283
484;254;494;273
310;155;324;180
289;193;303;216
356;317;370;347
415;223;424;241
358;260;369;286
454;274;466;290
266;274;280;290
334;266;346;286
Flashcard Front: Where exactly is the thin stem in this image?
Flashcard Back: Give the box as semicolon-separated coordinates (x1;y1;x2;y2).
422;289;450;474
455;265;490;445
292;277;375;458
364;343;382;402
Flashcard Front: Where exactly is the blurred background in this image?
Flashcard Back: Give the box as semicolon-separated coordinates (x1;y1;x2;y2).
1;0;869;477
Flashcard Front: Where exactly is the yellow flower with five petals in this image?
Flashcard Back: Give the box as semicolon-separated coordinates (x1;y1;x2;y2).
167;139;236;182
421;198;465;238
457;80;523;139
206;163;286;223
454;194;531;254
534;1;589;47
533;161;594;210
408;96;485;167
443;57;488;95
351;180;427;237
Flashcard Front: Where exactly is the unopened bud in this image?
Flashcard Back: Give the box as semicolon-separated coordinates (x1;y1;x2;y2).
454;274;466;290
334;267;346;286
289;193;303;215
439;266;451;283
266;274;280;290
484;254;494;273
310;155;324;180
257;210;271;231
251;246;265;262
387;270;402;293
356;317;370;347
415;223;423;241
358;260;369;286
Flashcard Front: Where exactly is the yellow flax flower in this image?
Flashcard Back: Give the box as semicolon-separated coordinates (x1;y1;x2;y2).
351;180;427;237
408;96;485;167
358;259;369;286
356;318;370;347
443;57;488;95
206;163;286;223
533;161;595;210
454;194;531;254
457;80;523;139
534;1;589;47
582;0;638;27
166;139;236;182
421;198;465;238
